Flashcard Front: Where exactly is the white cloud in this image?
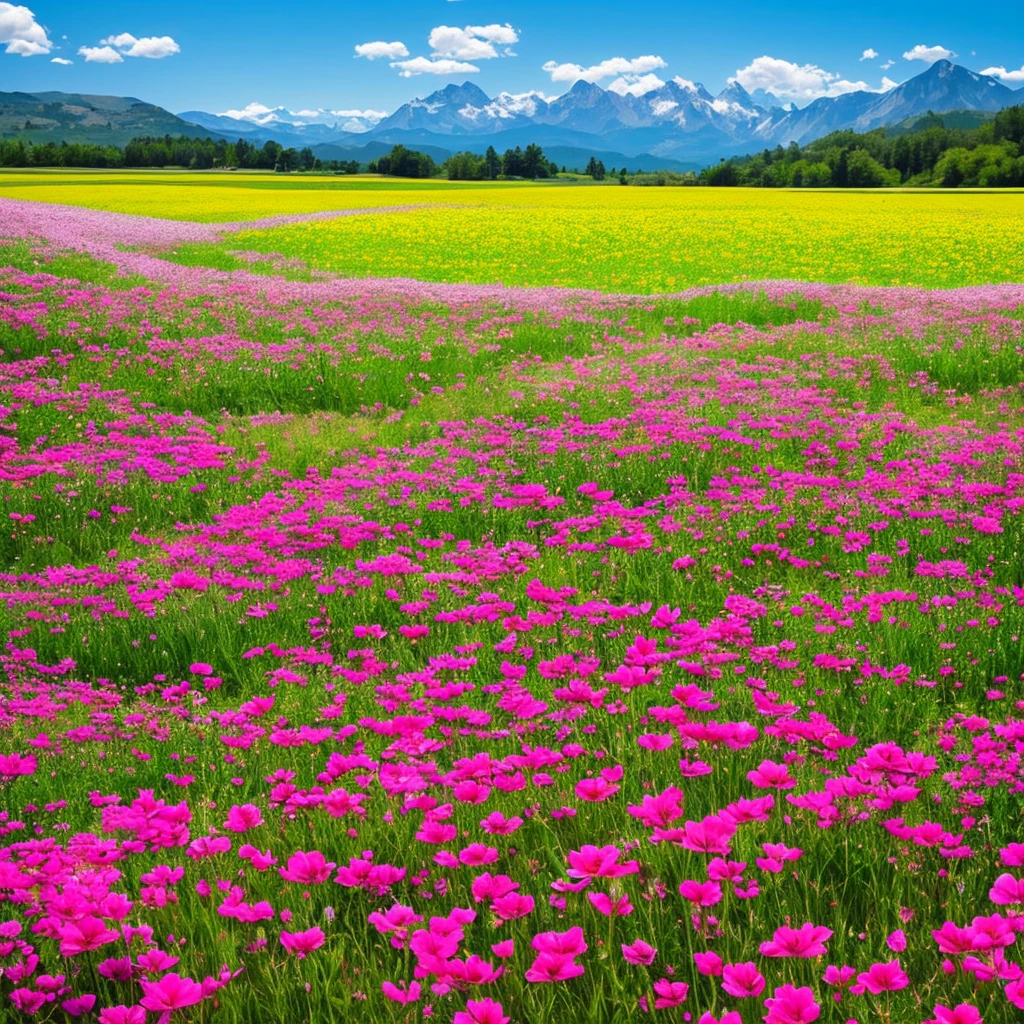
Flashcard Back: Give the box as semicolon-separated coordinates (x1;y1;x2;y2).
354;40;408;60
542;54;667;85
428;24;517;61
0;2;52;56
902;44;955;63
101;32;136;48
78;44;123;63
730;55;892;101
651;98;678;116
860;48;878;61
980;64;1024;83
607;72;665;97
123;35;179;59
880;59;894;70
87;32;179;60
880;76;898;91
50;55;72;65
391;56;480;77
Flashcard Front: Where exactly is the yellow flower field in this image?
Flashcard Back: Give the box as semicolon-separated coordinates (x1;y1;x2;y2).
3;169;1023;290
200;186;1024;291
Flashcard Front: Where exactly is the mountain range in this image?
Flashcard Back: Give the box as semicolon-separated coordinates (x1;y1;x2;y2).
2;61;1020;167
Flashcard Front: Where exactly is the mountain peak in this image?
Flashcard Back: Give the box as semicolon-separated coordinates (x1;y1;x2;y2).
567;79;605;97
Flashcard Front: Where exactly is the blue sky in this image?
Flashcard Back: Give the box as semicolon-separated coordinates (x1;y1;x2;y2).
1;0;1023;118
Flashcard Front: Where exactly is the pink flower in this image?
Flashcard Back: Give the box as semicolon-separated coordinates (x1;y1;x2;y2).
531;927;587;957
747;759;797;789
763;984;821;1024
279;850;335;884
280;927;325;957
698;1014;743;1024
653;978;689;1008
98;1008;146;1024
679;880;722;906
855;960;910;994
190;662;214;675
62;995;97;1017
381;981;421;1004
587;891;633;916
491;940;515;959
989;873;1024;905
721;961;765;998
622;940;658;965
492;892;535;920
886;929;907;952
453;998;510;1024
760;923;833;958
58;916;120;956
575;777;620;802
224;803;264;833
9;989;46;1014
566;845;639;880
139;973;203;1012
694;950;723;976
524;953;585;983
925;1005;983;1024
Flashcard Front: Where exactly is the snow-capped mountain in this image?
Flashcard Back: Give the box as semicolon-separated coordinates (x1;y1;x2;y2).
177;60;1020;162
178;104;387;147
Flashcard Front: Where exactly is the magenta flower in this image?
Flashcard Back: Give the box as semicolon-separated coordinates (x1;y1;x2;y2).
720;961;766;997
856;960;910;994
763;984;821;1024
622;939;658;965
989;873;1024;905
453;998;510;1024
760;922;833;958
280;927;326;958
97;1008;146;1024
139;973;203;1012
278;850;335;884
224;803;264;833
587;891;633;916
381;981;421;1003
925;1006;983;1024
58;916;121;956
566;845;639;880
679;879;723;906
693;950;723;976
652;978;689;1008
524;953;585;983
746;759;798;789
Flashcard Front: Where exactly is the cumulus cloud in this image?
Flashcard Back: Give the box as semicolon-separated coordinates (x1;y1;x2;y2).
542;54;667;85
607;72;666;97
880;59;894;70
51;55;72;64
860;48;878;61
78;45;123;63
980;64;1024;83
902;44;955;63
428;24;517;60
354;40;408;60
730;55;892;102
390;56;480;77
0;2;52;56
82;32;179;61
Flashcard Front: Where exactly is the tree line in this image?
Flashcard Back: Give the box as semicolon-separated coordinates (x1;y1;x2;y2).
698;105;1024;188
0;134;361;173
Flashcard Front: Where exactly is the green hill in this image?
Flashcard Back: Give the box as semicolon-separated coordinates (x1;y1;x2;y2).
0;90;218;147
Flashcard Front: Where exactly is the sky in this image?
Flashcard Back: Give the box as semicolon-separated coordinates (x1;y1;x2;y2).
1;0;1023;121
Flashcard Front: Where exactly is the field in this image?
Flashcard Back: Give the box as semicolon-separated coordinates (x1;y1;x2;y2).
3;169;1024;290
0;172;1023;1024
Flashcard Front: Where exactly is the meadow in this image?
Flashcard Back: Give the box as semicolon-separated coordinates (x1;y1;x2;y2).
0;176;1023;1024
2;169;1024;290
